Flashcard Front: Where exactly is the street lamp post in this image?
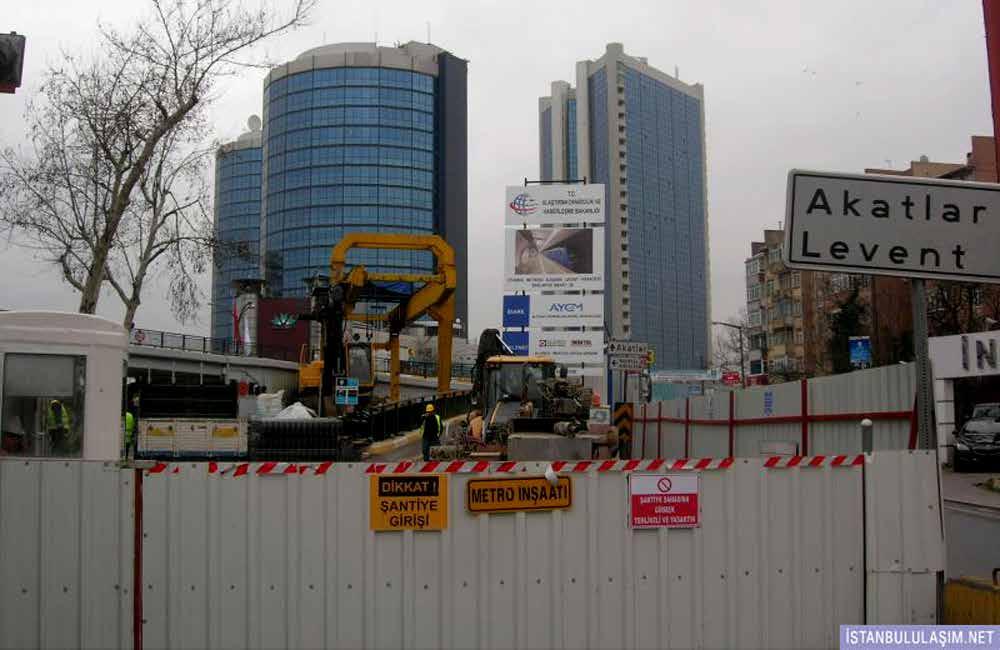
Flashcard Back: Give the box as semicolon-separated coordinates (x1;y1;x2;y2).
234;302;255;355
713;320;746;388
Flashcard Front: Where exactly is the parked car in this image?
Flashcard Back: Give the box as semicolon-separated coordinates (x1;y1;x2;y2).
970;402;1000;420
954;409;1000;472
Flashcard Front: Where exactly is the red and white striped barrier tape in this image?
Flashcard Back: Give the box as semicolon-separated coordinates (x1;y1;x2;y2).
763;454;865;468
142;455;864;476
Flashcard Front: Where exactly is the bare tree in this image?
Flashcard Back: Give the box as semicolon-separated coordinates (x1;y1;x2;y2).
0;0;314;318
712;308;750;376
927;281;980;336
105;126;213;329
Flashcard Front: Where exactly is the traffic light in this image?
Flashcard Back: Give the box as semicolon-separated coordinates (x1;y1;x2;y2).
0;32;26;94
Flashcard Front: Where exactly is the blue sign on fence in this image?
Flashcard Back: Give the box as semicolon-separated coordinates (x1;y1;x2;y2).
763;390;774;416
335;376;360;406
849;336;872;369
502;330;529;356
502;295;530;328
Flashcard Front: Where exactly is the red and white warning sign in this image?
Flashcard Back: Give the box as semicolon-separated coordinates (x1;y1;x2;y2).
629;473;699;529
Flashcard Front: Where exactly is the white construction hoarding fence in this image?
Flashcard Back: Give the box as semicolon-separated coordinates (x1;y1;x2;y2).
1;449;943;649
0;461;133;650
784;169;1000;453
635;362;917;460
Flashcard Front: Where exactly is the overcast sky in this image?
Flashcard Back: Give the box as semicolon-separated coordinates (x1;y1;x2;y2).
0;0;993;343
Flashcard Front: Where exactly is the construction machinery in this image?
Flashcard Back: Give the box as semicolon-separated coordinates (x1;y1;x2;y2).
440;328;615;461
298;233;458;414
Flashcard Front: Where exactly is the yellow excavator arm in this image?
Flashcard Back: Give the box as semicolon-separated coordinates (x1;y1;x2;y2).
318;233;457;402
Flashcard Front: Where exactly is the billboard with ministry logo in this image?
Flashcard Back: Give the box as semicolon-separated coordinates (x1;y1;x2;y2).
504;183;605;293
506;184;605;227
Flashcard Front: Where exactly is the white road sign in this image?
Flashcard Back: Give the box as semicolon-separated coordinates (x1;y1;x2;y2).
610;356;646;371
783;170;1000;283
608;340;648;356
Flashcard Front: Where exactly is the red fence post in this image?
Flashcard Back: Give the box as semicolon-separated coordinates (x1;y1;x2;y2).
800;378;810;456
728;391;735;457
684;398;691;458
657;402;663;458
641;403;648;457
908;393;918;450
133;468;143;650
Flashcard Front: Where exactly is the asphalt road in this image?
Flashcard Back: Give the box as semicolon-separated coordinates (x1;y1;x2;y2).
941;468;1000;579
364;416;465;463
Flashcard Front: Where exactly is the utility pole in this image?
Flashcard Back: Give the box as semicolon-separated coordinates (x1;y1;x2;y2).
911;279;935;450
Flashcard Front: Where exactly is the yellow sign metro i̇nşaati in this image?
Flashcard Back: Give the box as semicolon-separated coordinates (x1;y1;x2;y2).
369;474;448;531
466;476;572;513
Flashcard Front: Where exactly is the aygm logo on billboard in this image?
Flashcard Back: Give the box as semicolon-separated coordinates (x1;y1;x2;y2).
535;294;603;327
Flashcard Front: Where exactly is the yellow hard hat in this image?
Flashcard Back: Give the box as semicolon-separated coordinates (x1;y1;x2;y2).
425;404;435;413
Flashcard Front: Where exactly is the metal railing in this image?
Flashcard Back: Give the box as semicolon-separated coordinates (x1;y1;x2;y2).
374;357;476;380
346;389;472;441
131;327;476;375
130;328;298;362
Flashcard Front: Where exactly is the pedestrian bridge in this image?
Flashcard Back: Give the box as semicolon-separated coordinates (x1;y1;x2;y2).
127;328;469;398
127;342;301;392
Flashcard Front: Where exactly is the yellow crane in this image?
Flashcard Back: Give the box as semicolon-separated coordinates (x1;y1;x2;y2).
298;233;457;408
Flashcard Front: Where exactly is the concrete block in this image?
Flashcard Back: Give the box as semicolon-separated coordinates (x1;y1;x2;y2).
507;434;593;461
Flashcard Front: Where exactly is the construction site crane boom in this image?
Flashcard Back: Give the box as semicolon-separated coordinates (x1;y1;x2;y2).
301;233;457;412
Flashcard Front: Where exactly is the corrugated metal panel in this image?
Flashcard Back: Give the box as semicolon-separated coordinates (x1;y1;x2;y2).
734;381;801;457
139;459;872;649
634;365;916;460
1;453;945;647
689;392;729;457
865;450;945;625
810;364;915;454
0;460;133;650
633;401;686;459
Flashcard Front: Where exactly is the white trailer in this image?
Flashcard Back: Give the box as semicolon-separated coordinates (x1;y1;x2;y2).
0;311;127;460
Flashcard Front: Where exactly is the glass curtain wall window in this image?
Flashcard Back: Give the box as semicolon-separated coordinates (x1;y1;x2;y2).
264;67;438;298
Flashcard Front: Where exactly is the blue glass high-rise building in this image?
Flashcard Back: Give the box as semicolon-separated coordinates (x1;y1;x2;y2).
538;44;710;370
211;128;262;342
212;42;468;344
259;42;468;329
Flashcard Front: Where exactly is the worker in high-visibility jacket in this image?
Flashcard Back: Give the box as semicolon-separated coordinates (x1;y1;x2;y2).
420;403;442;461
46;399;74;454
123;410;136;459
